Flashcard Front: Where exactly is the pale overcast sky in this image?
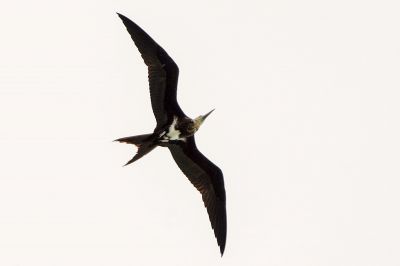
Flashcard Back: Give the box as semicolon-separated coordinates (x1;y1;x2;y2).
1;0;400;265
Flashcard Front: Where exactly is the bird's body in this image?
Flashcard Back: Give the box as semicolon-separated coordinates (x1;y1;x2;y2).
162;116;186;141
115;13;226;255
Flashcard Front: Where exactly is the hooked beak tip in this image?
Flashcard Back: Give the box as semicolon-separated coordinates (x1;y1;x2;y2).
202;109;215;120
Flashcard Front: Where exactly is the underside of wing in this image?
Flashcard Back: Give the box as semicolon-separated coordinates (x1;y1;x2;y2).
117;13;185;127
167;137;227;255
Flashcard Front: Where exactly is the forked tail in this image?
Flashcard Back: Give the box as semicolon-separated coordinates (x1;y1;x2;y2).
114;133;156;166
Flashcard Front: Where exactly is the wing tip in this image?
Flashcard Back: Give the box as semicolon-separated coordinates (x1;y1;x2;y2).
216;205;227;256
116;12;129;23
219;243;226;256
217;227;227;256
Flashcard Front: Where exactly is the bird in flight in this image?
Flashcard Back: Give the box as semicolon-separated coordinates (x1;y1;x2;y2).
115;13;227;255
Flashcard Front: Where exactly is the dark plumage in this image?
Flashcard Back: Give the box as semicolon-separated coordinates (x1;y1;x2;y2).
115;13;227;255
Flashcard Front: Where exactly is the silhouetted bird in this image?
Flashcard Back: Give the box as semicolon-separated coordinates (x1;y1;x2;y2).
115;13;226;255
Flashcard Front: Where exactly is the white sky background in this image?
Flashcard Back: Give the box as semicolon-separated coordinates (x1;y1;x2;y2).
1;0;400;265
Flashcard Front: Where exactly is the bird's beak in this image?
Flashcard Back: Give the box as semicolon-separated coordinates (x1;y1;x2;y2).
201;109;215;121
194;109;215;129
200;109;215;123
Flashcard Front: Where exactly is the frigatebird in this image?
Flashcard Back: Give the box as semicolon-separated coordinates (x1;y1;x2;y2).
115;13;227;255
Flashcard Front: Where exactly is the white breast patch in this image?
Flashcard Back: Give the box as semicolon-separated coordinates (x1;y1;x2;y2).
166;117;181;140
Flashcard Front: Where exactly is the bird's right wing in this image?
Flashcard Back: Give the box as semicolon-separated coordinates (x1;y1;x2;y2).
168;137;227;255
117;13;185;127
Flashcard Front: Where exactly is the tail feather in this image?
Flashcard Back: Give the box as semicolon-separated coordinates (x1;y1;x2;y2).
115;133;156;166
114;133;152;146
123;143;156;166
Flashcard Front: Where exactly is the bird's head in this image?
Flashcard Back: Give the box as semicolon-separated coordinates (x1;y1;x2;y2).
192;109;215;133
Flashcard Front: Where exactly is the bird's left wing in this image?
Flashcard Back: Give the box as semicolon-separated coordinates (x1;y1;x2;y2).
168;137;227;255
117;13;185;128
